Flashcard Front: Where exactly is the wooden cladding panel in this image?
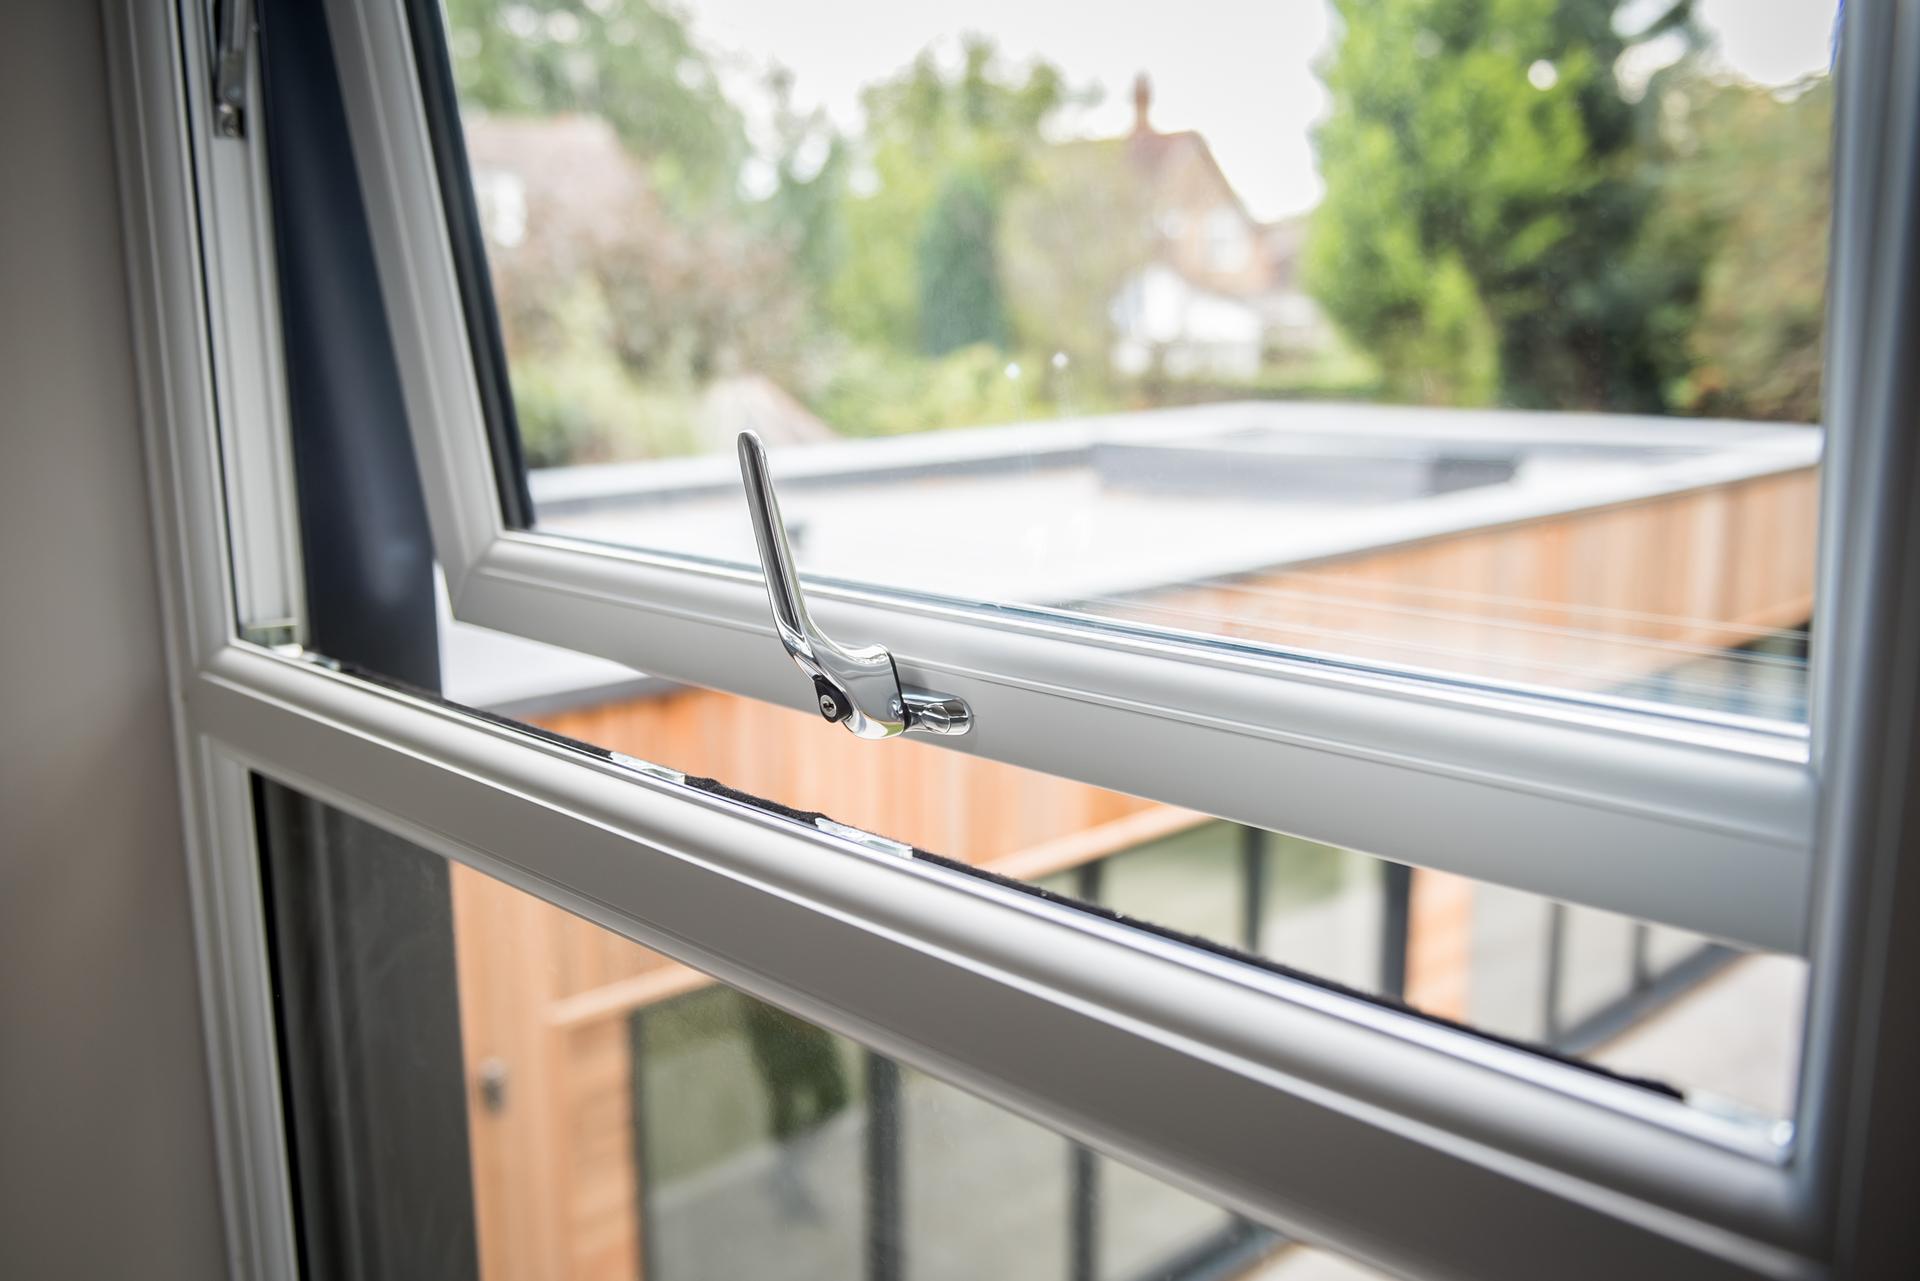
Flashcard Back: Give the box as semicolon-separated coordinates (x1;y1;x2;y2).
1404;869;1476;1022
451;863;570;1281
1116;468;1817;693
561;1019;642;1281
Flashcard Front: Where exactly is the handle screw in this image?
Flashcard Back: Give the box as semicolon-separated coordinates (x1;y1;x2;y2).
818;693;840;720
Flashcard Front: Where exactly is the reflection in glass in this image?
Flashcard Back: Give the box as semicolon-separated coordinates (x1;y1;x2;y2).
902;1062;1072;1281
632;989;864;1281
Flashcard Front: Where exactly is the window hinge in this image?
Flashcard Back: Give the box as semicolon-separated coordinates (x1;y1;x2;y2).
212;0;254;139
736;431;972;740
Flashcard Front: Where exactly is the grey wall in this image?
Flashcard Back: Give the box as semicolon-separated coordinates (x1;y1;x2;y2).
0;2;229;1277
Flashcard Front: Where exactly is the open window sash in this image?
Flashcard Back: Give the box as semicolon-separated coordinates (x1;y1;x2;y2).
321;0;1823;954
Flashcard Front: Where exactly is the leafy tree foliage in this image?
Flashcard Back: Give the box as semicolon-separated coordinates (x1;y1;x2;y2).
825;38;1079;351
1000;143;1155;375
444;0;819;461
445;0;746;209
1307;0;1705;410
449;0;1832;468
917;173;1009;354
756;67;852;297
1661;76;1831;422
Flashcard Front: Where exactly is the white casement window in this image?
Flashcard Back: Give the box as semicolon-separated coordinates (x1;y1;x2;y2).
107;0;1920;1277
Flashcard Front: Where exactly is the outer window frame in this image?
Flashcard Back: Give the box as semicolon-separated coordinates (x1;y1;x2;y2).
101;1;1920;1279
323;0;1818;954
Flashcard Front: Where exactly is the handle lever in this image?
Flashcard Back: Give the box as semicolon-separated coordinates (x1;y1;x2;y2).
737;431;972;739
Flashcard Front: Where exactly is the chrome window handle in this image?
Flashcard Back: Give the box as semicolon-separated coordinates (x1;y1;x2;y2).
736;431;972;739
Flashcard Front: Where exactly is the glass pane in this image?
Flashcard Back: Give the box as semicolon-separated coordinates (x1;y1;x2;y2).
901;1062;1072;1281
435;0;1834;720
261;779;1413;1280
1468;883;1557;1042
1555;906;1640;1036
1257;834;1384;992
632;987;866;1280
432;630;1809;1129
1095;1153;1240;1281
1096;823;1247;945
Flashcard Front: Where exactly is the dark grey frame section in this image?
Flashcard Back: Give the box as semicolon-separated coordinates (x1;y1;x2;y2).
251;0;479;1275
866;1054;905;1280
253;786;480;1281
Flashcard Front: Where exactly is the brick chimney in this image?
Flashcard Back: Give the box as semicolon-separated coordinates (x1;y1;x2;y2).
1132;71;1153;136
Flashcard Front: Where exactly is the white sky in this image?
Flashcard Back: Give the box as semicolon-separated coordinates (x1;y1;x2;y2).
681;0;1840;222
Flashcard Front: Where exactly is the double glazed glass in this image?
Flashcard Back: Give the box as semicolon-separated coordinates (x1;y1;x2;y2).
436;0;1834;724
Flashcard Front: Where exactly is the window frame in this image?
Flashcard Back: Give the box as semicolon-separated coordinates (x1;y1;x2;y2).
103;0;1920;1278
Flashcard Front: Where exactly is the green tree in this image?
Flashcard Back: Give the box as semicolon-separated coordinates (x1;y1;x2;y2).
443;0;825;464
1000;142;1155;377
825;38;1080;351
758;66;852;297
917;173;1008;354
445;0;746;209
1306;0;1705;410
1663;76;1831;422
